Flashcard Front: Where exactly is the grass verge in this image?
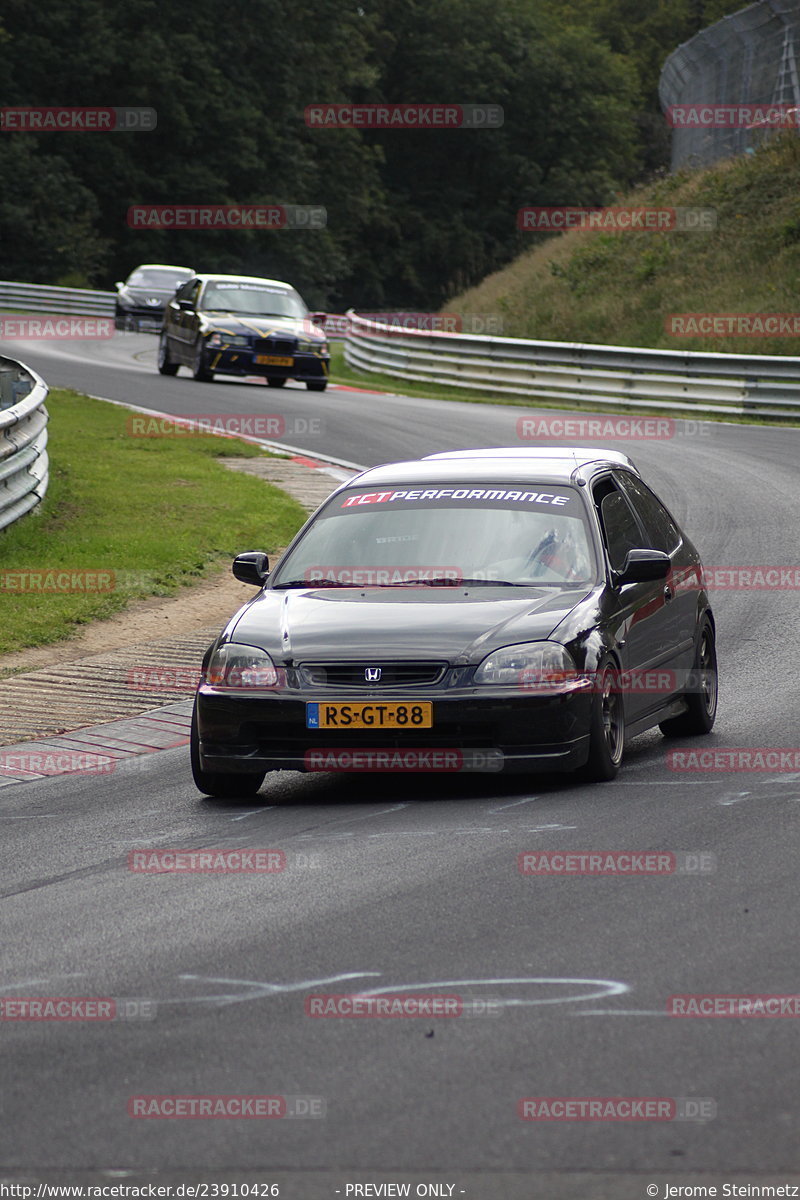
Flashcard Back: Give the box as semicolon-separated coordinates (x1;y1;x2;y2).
0;389;308;654
453;132;800;356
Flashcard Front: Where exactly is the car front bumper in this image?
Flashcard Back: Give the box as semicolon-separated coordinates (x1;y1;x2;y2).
194;686;594;774
205;347;330;380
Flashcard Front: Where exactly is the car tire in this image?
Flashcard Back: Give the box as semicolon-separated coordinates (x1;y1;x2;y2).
267;377;287;388
190;703;265;798
659;618;717;738
579;658;624;782
157;332;179;376
306;380;327;391
192;338;214;382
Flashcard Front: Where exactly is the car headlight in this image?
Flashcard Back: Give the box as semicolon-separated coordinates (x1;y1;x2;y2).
297;338;328;353
473;641;579;689
205;644;278;689
207;333;250;348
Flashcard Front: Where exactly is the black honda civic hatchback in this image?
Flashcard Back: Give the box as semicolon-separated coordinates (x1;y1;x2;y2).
191;447;718;795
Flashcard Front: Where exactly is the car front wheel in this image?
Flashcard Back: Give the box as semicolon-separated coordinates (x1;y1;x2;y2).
192;338;214;382
306;380;327;391
190;703;265;798
580;659;624;782
157;332;179;376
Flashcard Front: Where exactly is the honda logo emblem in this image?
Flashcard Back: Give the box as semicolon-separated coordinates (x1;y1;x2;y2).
365;667;382;682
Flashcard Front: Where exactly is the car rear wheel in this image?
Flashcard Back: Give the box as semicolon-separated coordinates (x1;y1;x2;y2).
157;332;179;376
306;380;327;391
267;377;287;388
579;659;624;782
659;618;717;738
190;703;265;798
192;338;214;382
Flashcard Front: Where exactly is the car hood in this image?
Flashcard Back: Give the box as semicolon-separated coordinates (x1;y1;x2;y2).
198;313;322;339
227;585;590;663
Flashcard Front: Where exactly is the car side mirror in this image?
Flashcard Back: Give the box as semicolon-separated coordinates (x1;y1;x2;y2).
309;311;326;325
232;552;270;586
115;282;124;290
615;549;671;584
177;298;194;311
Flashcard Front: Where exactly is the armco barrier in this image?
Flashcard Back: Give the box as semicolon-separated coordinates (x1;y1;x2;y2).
0;280;115;318
0;357;49;531
0;282;349;333
343;311;800;418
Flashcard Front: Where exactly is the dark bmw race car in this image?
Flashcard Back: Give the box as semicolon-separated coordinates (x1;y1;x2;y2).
191;447;718;796
157;273;330;390
114;263;194;331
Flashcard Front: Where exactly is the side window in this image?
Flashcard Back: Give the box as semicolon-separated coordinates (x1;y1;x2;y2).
615;472;680;555
593;480;644;573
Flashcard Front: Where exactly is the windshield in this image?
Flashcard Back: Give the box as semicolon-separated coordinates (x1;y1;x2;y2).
272;482;598;587
127;268;192;289
199;282;307;318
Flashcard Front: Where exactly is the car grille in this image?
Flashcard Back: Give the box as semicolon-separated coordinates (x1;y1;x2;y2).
299;661;447;688
254;337;297;356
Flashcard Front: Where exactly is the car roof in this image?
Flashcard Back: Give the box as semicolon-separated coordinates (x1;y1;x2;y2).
193;273;295;289
425;447;636;468
344;447;638;489
128;263;193;273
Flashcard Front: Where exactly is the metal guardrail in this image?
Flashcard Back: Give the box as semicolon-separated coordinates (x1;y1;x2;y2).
0;357;49;531
0;280;115;317
344;312;800;418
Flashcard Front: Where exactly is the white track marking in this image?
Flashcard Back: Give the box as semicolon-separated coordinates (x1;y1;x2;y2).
162;971;382;1007
487;796;540;813
355;976;630;1008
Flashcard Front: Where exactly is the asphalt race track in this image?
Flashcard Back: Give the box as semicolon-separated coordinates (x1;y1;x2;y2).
2;331;800;1191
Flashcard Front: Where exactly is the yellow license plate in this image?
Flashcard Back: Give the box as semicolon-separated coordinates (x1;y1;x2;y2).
306;701;433;729
255;354;294;366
